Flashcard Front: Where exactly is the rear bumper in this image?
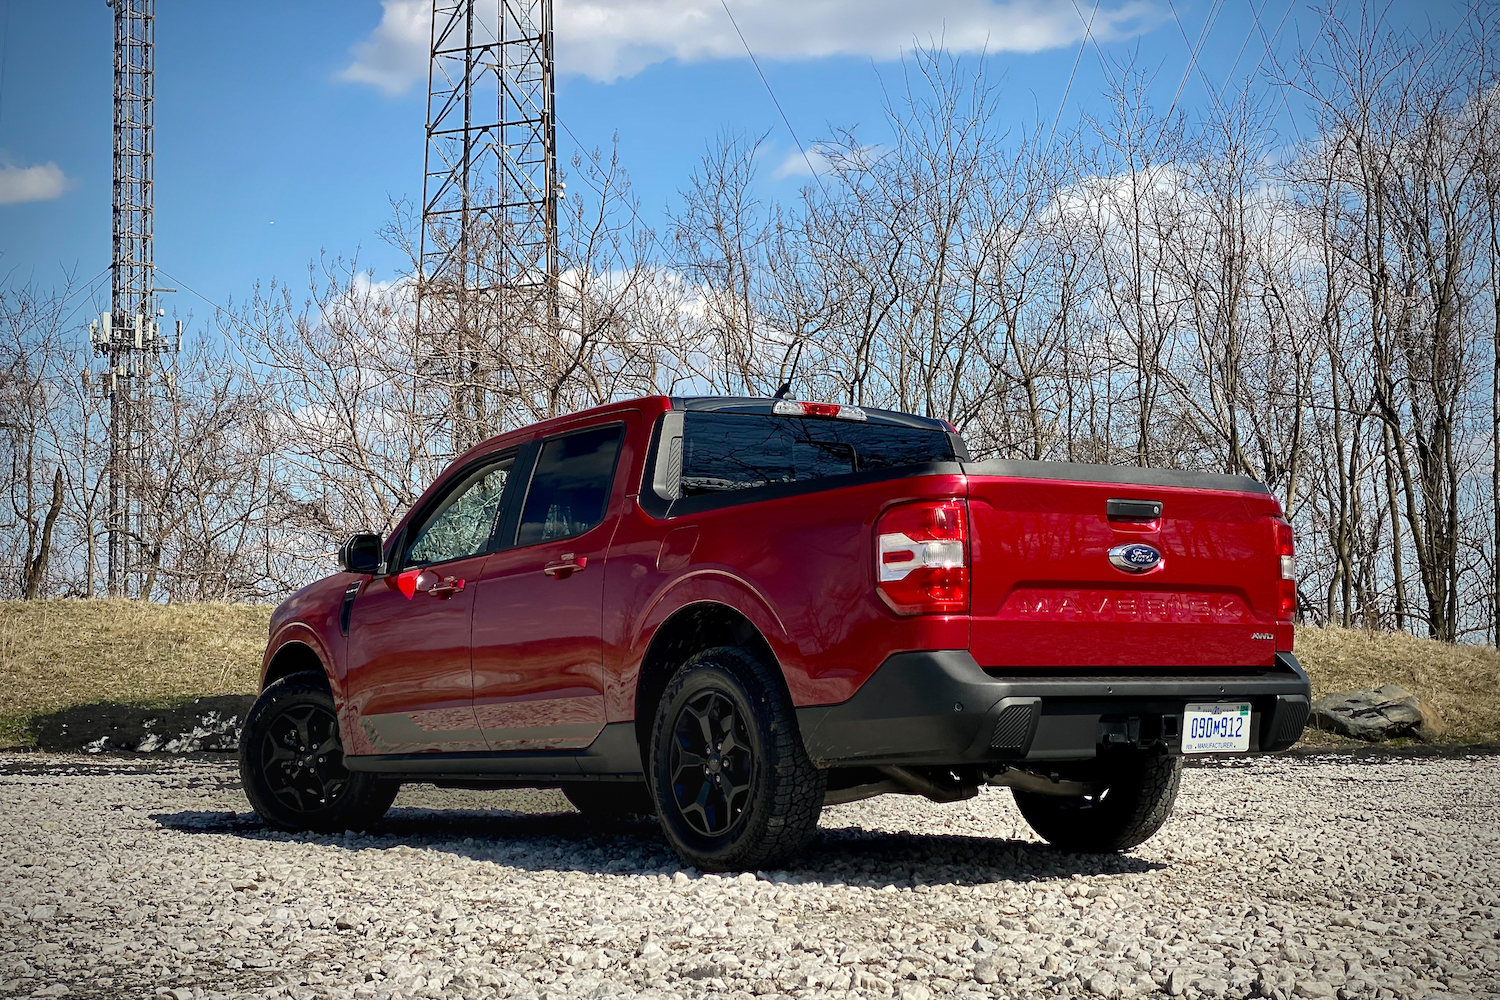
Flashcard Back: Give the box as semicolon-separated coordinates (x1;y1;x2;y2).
796;650;1311;767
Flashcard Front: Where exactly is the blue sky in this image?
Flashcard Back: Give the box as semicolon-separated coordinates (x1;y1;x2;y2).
0;0;1470;327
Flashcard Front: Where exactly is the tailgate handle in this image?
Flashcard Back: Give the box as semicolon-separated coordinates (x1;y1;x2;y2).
1107;498;1162;521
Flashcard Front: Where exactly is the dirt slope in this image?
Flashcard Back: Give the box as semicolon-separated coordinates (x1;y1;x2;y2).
0;599;270;747
1;600;1495;748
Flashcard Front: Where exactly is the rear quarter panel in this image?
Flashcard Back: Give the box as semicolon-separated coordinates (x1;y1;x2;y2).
603;472;972;717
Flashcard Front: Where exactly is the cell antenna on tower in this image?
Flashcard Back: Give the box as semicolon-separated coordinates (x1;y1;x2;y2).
418;0;560;453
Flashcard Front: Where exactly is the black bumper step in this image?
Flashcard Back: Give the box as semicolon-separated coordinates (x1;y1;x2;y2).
797;651;1312;767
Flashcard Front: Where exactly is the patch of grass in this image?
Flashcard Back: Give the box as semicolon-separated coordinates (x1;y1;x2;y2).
1293;624;1500;744
0;599;272;748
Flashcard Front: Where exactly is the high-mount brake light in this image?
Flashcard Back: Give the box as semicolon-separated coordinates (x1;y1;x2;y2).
772;399;868;421
1274;519;1296;622
875;500;969;615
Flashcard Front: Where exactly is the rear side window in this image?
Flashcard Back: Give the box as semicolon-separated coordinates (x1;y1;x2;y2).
679;412;955;495
517;425;625;545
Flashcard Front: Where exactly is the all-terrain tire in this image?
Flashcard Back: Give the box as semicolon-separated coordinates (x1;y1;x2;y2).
239;671;398;834
562;781;655;820
1012;751;1182;852
648;646;825;871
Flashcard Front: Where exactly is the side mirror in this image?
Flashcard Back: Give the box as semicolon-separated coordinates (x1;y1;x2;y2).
338;533;383;575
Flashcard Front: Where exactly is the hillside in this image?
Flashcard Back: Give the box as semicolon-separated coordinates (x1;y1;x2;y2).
0;600;1495;748
0;599;270;748
1295;624;1499;744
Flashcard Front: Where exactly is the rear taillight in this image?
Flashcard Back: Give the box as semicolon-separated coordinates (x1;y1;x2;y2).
1274;519;1296;622
876;500;968;615
772;399;868;421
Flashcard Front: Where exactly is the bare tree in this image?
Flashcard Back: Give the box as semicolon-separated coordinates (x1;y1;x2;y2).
5;17;1500;648
0;277;77;599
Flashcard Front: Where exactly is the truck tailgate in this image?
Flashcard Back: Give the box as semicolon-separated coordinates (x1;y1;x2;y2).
963;460;1285;669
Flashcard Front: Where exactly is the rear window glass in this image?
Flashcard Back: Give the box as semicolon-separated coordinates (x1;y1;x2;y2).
517;425;624;546
680;412;955;495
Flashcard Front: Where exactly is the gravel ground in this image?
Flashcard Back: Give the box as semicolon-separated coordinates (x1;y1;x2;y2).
1;752;1497;1000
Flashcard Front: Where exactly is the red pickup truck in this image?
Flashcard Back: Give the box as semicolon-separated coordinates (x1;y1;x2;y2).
241;395;1310;870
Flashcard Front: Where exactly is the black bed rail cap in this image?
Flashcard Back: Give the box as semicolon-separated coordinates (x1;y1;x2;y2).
961;458;1270;494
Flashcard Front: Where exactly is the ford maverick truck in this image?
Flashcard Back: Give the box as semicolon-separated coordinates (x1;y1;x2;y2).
241;395;1311;870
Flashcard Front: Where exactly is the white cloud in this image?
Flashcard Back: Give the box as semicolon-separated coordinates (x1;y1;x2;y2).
0;160;68;205
772;141;885;179
564;0;1159;82
772;146;831;179
337;0;431;96
341;0;1160;92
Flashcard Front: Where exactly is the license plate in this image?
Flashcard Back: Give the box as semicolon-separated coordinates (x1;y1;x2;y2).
1181;702;1252;753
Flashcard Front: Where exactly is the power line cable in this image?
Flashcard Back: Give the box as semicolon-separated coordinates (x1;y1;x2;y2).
553;1;825;266
553;117;675;265
1138;0;1226;165
1049;0;1103;154
58;268;112;330
153;267;261;348
1069;0;1118;94
1211;0;1317;161
1217;0;1272;103
155;265;310;375
718;0;829;199
51;265;111;313
35;264;112;338
1245;0;1297;90
1163;0;1227;125
1244;0;1307;148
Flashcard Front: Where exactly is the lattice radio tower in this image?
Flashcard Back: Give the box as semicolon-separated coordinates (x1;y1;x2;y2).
418;0;559;453
92;0;175;597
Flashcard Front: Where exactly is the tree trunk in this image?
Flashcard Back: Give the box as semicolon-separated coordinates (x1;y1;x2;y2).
1493;253;1500;646
22;470;64;600
1381;423;1408;631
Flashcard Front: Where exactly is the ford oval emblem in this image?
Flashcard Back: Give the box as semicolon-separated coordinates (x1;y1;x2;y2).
1108;542;1163;574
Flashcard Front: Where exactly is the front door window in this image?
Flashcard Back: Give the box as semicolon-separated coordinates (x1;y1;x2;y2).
406;462;511;567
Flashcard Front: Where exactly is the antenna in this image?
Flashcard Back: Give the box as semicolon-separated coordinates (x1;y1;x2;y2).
102;0;170;598
417;0;560;453
773;341;805;399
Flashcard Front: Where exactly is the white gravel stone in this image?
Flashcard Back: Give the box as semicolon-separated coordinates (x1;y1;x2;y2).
1085;969;1118;996
0;753;1497;1000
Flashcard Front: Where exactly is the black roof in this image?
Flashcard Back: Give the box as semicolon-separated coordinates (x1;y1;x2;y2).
668;396;951;432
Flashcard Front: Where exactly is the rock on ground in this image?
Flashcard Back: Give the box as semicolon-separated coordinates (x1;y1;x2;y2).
0;752;1497;1000
1310;685;1444;742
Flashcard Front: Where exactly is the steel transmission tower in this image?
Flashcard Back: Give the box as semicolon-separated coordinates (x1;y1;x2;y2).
95;0;172;597
418;0;559;452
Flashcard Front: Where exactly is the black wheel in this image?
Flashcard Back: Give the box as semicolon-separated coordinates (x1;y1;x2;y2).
239;671;398;834
562;782;655;820
1012;751;1182;852
648;646;825;871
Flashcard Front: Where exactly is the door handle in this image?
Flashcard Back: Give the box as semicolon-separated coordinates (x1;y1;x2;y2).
429;576;466;599
542;554;588;579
